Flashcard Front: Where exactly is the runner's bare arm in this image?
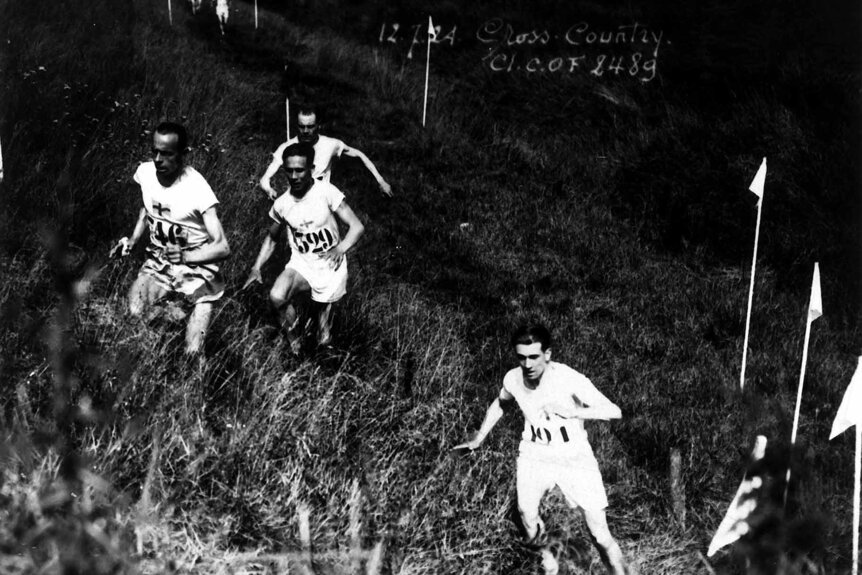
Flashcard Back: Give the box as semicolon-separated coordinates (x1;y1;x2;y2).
243;221;282;288
111;207;148;258
454;388;515;450
259;155;283;199
321;201;365;269
175;206;231;265
341;144;392;196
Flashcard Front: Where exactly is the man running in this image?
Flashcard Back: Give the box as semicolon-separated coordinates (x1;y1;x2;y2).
112;122;231;355
259;107;392;199
455;324;629;575
244;142;365;352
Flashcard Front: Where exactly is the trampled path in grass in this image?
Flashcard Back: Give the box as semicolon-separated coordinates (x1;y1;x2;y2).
1;0;860;573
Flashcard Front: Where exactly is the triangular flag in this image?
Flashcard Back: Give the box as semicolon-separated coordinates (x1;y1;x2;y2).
708;436;768;557
830;356;862;439
749;157;767;201
809;262;822;321
427;16;437;41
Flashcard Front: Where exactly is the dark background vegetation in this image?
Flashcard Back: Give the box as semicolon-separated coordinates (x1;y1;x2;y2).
1;0;860;573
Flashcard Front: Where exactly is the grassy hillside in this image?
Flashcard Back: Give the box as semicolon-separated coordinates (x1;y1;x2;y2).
1;0;860;573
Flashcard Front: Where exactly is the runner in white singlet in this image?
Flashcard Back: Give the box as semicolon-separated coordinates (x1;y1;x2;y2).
111;122;231;355
259;107;392;200
455;324;629;575
244;141;365;353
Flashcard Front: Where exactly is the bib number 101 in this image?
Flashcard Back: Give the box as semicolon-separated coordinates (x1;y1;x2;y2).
530;424;570;444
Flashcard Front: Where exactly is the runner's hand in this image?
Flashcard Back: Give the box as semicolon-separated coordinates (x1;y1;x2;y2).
453;438;482;451
321;246;345;270
165;244;183;264
379;180;393;197
242;268;263;290
109;237;132;259
539;402;576;420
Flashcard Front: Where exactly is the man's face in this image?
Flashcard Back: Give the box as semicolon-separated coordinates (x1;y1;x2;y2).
284;154;313;196
515;342;551;384
152;132;183;184
297;113;319;144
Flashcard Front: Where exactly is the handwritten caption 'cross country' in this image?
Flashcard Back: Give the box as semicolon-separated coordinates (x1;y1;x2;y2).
377;18;666;83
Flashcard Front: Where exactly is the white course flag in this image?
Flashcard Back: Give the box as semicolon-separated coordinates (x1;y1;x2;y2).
784;262;823;505
831;356;862;440
422;16;436;127
749;157;767;204
708;435;768;557
830;357;862;575
740;157;768;389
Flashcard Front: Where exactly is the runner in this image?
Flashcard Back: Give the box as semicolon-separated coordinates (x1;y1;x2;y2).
112;122;231;355
455;324;629;575
244;142;365;352
259;107;392;199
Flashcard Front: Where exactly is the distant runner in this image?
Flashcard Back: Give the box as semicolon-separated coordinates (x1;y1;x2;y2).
259;107;392;199
216;0;229;35
111;122;231;355
455;324;629;575
244;142;365;352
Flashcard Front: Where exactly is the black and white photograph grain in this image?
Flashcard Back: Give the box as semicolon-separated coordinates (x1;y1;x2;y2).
0;0;860;573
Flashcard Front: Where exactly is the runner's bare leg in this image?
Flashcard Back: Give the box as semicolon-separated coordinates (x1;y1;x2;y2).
270;267;311;353
582;508;627;575
316;302;333;346
128;274;168;319
186;301;214;355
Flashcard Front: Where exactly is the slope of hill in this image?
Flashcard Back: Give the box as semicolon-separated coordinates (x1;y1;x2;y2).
1;0;860;573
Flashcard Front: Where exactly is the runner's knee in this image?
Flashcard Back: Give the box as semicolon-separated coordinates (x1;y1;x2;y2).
518;506;542;539
269;287;288;309
584;512;615;549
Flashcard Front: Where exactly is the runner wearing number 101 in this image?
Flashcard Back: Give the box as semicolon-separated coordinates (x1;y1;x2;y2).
455;324;629;575
111;122;231;355
244;142;365;354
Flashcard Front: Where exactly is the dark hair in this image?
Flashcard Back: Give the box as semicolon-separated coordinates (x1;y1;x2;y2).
155;121;189;153
282;142;315;166
510;324;552;351
297;106;318;120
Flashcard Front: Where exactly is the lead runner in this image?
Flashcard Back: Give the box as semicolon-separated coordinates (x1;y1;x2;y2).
111;122;231;355
455;324;629;575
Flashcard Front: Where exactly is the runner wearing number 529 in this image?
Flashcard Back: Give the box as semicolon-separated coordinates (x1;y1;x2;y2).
455;324;629;575
244;142;364;353
111;122;231;355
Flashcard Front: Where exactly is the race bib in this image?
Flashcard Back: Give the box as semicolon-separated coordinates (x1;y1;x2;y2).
292;226;336;254
528;424;572;445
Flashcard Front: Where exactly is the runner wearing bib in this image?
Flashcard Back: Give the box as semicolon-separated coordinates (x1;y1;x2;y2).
245;142;365;353
112;122;231;355
455;325;629;575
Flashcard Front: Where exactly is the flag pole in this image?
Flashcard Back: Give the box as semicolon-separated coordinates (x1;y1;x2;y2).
741;158;767;390
255;0;259;29
422;16;434;127
784;262;822;505
831;357;862;574
854;425;860;575
285;98;290;141
168;0;173;25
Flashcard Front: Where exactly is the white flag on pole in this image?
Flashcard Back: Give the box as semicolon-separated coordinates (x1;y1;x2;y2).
749;157;767;203
808;262;823;321
740;157;768;389
708;436;768;556
831;357;862;440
